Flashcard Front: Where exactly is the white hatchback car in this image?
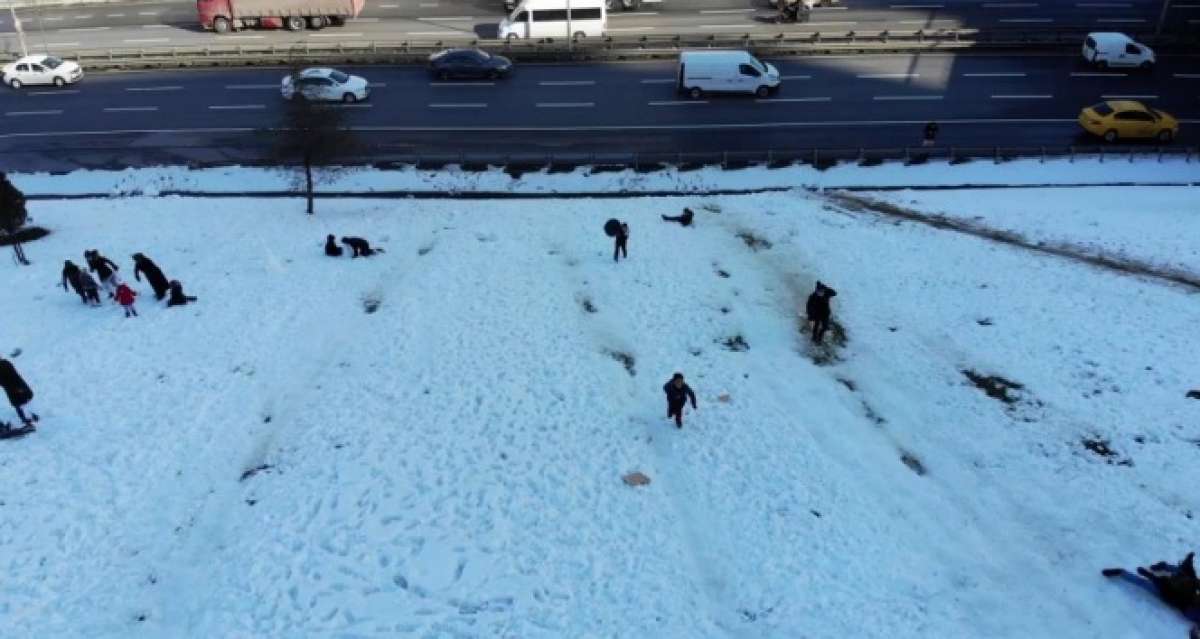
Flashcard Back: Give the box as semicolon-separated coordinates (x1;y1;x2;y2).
2;55;84;89
280;68;370;103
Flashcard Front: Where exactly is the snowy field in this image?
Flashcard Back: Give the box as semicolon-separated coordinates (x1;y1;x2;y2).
2;164;1199;638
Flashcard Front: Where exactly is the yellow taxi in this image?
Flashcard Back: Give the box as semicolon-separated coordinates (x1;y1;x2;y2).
1078;100;1179;143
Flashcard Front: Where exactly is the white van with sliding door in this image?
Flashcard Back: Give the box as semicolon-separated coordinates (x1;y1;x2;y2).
677;50;781;99
1081;32;1155;70
498;0;607;41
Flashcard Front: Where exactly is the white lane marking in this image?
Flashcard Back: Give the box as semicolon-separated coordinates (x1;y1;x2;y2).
430;82;495;87
428;103;487;108
1101;94;1158;99
311;32;362;37
123;38;170;43
226;84;277;89
379;3;400;6
368;82;387;87
141;23;170;28
73;14;93;19
350;17;381;22
6;110;63;116
641;79;674;84
873;95;943;100
536;102;595;107
607;27;656;31
61;26;110;32
1174;73;1200;78
890;3;944;7
1097;17;1145;22
404;31;456;35
699;24;749;28
611;11;658;15
964;72;1026;77
317;103;373;108
138;10;159;15
28;90;80;95
104;106;159;112
649;100;708;105
991;94;1052;99
756;97;832;102
1076;2;1131;6
46;42;81;47
899;19;958;22
419;16;473;20
699;8;755;13
224;35;265;39
780;75;812;80
126;86;182;92
43;16;64;21
208;104;266;110
982;2;1038;6
1071;71;1126;77
804;20;857;24
106;13;125;17
999;17;1052;21
858;73;920;78
539;80;596;86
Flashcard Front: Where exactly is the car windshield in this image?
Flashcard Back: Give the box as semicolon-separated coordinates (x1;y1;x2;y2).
328;70;350;84
1091;103;1113;116
43;56;64;69
1148;109;1161;120
750;57;768;73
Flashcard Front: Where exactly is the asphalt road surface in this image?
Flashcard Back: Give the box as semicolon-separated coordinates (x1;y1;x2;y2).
0;0;1194;52
0;52;1194;171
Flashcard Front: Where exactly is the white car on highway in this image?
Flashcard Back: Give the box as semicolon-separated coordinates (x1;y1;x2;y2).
2;55;84;89
280;67;370;103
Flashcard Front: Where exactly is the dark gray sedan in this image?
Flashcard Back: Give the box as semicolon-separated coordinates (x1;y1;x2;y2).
428;49;514;80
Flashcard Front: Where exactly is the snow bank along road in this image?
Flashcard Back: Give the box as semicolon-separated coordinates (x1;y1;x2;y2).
1;0;1194;50
0;53;1197;171
2;176;1199;637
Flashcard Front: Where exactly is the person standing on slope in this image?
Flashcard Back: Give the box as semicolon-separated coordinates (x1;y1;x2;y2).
115;282;138;318
806;281;838;344
613;222;630;263
61;260;86;303
132;253;170;301
663;372;698;429
85;249;122;300
77;269;101;306
0;357;39;428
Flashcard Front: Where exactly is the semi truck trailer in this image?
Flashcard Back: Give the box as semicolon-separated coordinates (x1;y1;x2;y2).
197;0;365;33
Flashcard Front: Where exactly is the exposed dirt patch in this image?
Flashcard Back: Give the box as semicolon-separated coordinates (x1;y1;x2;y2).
736;231;773;252
976;318;994;326
963;369;1024;404
362;293;382;314
417;245;433;256
861;400;887;426
606;350;636;376
239;463;273;482
900;451;927;476
713;263;731;278
837;377;857;392
1081;437;1133;466
579;296;597;314
719;335;750;352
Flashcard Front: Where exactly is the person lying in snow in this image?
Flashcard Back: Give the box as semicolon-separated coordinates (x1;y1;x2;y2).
166;280;197;307
661;208;694;227
1104;552;1200;634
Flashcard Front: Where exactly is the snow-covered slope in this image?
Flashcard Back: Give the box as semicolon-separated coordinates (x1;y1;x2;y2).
1;180;1197;638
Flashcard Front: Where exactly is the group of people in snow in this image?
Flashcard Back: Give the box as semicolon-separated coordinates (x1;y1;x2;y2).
1105;552;1200;637
325;235;384;258
61;250;196;317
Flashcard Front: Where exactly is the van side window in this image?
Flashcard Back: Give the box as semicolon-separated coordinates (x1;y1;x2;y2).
570;7;602;19
532;9;569;21
738;63;760;77
1125;43;1140;55
513;11;529;21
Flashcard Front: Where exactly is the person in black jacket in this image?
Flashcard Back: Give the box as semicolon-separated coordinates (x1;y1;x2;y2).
341;236;382;258
61;260;86;303
663;372;698;429
1103;552;1200;628
613;222;629;263
661;208;694;227
84;249;122;299
923;121;939;147
805;281;838;344
132;253;170;300
0;358;38;427
166;280;197;307
325;234;344;257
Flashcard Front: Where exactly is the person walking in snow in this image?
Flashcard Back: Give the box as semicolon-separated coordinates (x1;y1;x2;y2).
0;357;38;428
77;269;101;306
85;249;122;299
115;282;138;318
132;253;170;301
663;372;698;429
661;208;695;227
61;260;86;303
325;234;344;257
613;222;629;263
166;280;197;307
1103;552;1200;629
806;281;838;344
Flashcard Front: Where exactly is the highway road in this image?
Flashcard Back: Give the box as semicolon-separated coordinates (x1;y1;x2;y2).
0;53;1194;171
0;0;1195;52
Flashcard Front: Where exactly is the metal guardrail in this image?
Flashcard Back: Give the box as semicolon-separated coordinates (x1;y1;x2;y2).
51;28;1199;71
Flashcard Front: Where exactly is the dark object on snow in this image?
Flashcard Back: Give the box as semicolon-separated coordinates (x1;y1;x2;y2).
613;222;629;263
77;270;101;305
341;236;382;258
662;208;695;227
0;357;37;427
61;260;85;302
805;281;838;344
663;372;698;429
1188;390;1200;400
84;249;119;282
603;218;621;238
1103;553;1200;625
324;234;343;257
0;172;30;266
132;253;170;300
923;121;939;144
166;280;197;307
0;422;35;439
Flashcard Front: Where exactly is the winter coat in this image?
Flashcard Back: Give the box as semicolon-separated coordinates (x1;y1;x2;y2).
167;282;196;307
0;359;33;407
663;380;697;408
806;286;838;321
78;271;99;292
62;262;83;293
325;236;343;257
115;284;137;306
133;255;169;295
88;253;119;281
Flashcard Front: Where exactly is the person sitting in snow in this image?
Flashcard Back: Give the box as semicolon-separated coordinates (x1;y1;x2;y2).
166;280;197;307
325;234;344;257
661;208;695;227
1104;552;1200;630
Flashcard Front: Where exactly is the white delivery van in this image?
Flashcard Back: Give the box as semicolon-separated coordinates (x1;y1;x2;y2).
1081;32;1155;69
498;0;606;41
677;50;781;99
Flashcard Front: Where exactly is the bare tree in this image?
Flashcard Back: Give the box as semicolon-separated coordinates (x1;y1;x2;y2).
0;172;30;265
270;68;363;215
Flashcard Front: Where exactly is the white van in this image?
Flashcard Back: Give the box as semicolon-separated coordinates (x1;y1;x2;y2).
1082;32;1155;69
677;50;781;99
499;0;606;41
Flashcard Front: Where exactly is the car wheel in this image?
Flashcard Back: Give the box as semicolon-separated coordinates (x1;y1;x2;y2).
329;16;346;26
1157;129;1174;143
213;16;232;33
309;15;326;29
285;15;305;30
53;76;66;87
9;78;21;89
1097;59;1108;70
573;31;586;39
689;86;702;99
755;85;770;98
342;92;356;103
1103;129;1118;143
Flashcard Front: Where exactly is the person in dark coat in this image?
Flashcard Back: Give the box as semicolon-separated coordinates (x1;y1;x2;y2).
166;280;197;307
805;281;838;344
1103;553;1200;627
0;358;38;427
132;253;170;300
613;222;629;263
85;249;122;299
61;260;86;303
923;121;939;147
661;208;695;227
341;236;382;258
663;372;698;429
325;234;344;257
78;270;101;306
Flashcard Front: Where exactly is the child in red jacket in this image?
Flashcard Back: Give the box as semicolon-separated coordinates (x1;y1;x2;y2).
115;283;138;318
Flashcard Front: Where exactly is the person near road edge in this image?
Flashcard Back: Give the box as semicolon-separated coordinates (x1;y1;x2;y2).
663;372;698;429
613;222;629;263
0;357;38;428
133;253;170;301
661;208;695;227
806;281;838;344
